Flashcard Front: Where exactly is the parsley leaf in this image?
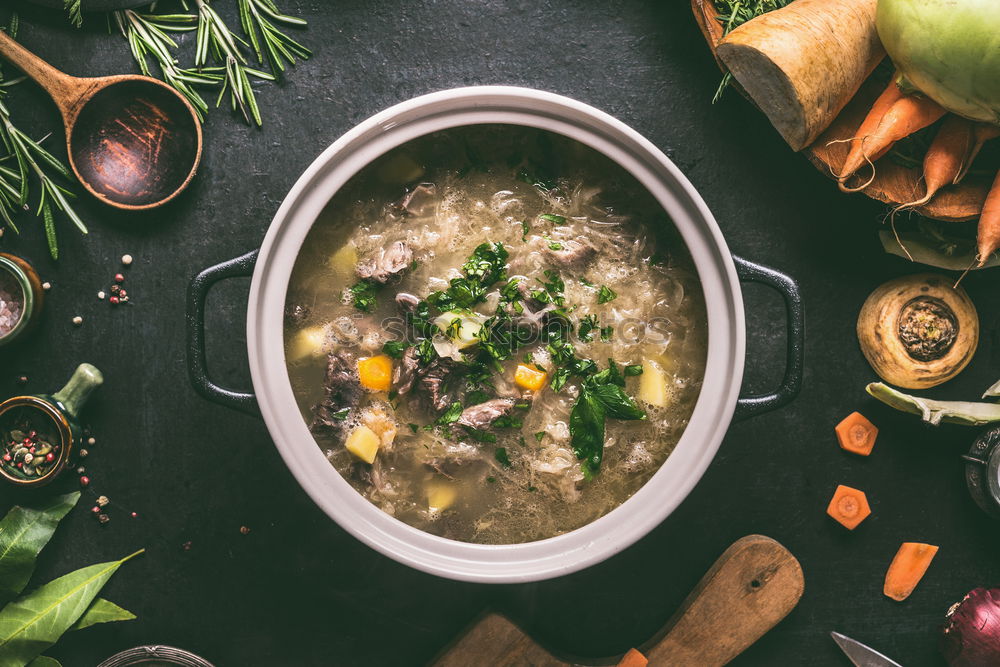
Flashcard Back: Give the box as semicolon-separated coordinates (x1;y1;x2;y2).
436;401;464;425
349;280;380;312
597;285;617;304
382;340;410;359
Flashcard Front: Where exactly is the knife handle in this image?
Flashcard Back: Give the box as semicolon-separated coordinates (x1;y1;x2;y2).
644;535;804;666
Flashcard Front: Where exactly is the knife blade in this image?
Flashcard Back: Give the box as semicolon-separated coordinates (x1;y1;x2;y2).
831;632;904;667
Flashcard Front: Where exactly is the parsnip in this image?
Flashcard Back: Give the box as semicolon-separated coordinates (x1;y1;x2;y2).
717;0;884;151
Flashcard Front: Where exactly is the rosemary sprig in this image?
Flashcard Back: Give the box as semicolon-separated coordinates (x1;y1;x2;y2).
113;8;220;120
112;0;310;127
711;0;791;103
63;0;83;28
0;16;87;259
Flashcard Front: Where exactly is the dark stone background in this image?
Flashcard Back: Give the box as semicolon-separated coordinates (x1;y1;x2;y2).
0;1;997;665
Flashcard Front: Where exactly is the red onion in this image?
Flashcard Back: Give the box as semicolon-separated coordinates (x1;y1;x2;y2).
942;588;1000;666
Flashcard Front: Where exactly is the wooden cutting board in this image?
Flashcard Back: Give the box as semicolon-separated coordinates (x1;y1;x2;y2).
432;535;804;666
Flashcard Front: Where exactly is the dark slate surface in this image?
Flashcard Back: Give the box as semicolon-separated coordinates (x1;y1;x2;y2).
0;2;997;666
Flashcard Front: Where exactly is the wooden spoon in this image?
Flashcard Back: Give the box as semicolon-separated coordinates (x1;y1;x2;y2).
433;535;805;666
0;30;202;210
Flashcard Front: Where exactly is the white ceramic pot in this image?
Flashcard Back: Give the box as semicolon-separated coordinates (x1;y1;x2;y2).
188;87;803;583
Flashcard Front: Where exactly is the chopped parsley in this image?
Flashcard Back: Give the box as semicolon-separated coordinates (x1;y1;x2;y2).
436;401;464;425
597;285;617;304
540;213;565;224
495;447;512;468
349;279;380;312
534;431;545;442
329;407;351;421
624;364;644;376
382;340;410;359
548;242;564;251
578;314;599;342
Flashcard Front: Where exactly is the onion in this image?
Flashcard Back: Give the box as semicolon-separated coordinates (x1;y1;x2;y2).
942;588;1000;666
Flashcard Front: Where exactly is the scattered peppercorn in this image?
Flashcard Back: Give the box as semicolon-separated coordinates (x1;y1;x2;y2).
86;436;95;446
109;296;119;305
71;316;83;326
76;467;85;474
15;375;27;386
121;254;133;266
97;291;106;300
91;506;100;514
41;282;50;291
96;495;109;507
110;284;120;294
97;513;110;525
78;448;88;458
182;541;192;551
79;475;90;486
240;525;250;535
114;273;124;283
130;511;138;518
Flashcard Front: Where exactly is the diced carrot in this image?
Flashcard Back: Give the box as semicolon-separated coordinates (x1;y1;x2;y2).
358;355;393;392
884;542;938;601
835;412;878;456
826;485;871;530
514;363;547;392
616;649;648;667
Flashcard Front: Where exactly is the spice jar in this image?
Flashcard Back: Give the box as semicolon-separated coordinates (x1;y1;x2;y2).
0;252;44;347
0;364;103;487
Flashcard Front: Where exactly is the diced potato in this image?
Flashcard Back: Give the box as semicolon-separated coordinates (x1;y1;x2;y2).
434;311;485;349
328;244;358;283
288;326;328;362
514;364;547;392
357;355;393;392
345;425;380;464
377;153;424;184
426;482;457;513
638;358;671;408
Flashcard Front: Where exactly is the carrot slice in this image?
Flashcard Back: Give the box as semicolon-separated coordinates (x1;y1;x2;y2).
884;542;938;601
616;649;648;667
835;412;878;456
826;485;871;530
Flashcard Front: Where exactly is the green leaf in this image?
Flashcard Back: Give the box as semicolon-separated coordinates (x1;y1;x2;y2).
570;390;605;478
381;340;409;359
27;656;60;667
436;402;463;426
597;285;617;304
0;550;144;665
589;383;646;421
70;598;136;631
494;447;511;468
0;493;80;607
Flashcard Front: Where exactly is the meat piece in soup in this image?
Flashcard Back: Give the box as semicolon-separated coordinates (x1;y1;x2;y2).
284;125;707;544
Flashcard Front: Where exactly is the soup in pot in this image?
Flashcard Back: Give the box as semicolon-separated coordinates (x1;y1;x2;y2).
284;126;707;544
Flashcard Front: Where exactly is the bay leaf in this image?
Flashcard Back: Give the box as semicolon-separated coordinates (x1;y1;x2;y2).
70;598;135;631
0;550;143;665
26;657;61;667
0;493;80;606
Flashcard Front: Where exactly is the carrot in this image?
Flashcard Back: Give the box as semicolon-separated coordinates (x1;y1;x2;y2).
976;169;1000;267
616;649;648;667
835;412;878;456
884;542;938;601
826;485;871;530
838;79;904;183
895;116;977;210
956;123;1000;184
839;94;947;191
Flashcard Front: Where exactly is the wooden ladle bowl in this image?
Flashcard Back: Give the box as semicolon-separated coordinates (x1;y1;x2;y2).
0;31;202;210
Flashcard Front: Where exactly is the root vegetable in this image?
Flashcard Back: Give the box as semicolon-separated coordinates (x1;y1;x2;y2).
956;123;1000;184
839;93;947;190
826;485;871;530
835;412;878;456
896;116;978;210
976;170;1000;267
856;274;978;389
716;0;884;151
838;78;905;183
884;542;938;602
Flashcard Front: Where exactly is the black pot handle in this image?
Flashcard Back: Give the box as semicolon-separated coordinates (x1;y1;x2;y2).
186;250;260;416
732;256;804;421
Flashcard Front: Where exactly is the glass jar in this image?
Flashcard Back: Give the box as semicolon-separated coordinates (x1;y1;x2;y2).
0;252;44;347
